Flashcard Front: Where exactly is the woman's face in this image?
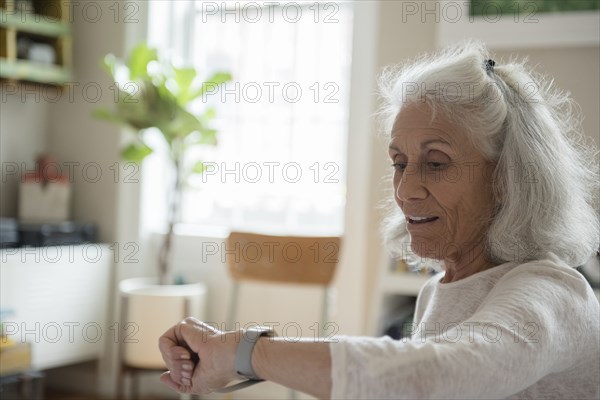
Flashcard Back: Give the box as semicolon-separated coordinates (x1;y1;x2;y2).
389;104;496;262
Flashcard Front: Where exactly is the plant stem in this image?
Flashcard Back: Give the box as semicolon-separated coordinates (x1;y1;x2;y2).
158;139;184;285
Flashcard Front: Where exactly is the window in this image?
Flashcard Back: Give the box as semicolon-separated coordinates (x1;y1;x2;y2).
144;1;353;235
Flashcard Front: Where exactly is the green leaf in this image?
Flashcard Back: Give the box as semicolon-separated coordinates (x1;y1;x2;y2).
174;68;196;87
186;128;218;147
206;71;233;86
190;71;232;100
93;44;230;164
121;142;153;163
128;44;158;80
199;129;218;145
199;107;217;124
171;67;197;105
191;160;207;175
166;108;205;138
92;108;126;125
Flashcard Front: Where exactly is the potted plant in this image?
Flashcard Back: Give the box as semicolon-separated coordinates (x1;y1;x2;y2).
92;44;231;385
94;43;231;285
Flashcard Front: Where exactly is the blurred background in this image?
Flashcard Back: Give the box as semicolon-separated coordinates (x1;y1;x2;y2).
1;1;598;399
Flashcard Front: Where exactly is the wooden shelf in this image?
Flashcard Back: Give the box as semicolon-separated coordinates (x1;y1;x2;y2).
0;9;70;36
0;0;71;86
0;58;70;83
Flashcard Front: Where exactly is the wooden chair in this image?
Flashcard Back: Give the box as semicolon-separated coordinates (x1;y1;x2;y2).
226;231;342;336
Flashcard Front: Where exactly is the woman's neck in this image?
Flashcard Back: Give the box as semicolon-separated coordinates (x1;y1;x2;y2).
440;245;495;283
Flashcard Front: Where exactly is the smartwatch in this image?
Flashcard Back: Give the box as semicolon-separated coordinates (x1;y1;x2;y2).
235;327;274;380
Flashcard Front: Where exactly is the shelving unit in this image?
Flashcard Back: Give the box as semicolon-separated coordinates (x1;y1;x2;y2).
0;0;72;85
371;258;433;337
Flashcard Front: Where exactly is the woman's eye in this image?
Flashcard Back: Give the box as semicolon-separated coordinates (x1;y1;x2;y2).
425;150;450;170
427;162;445;169
391;163;406;172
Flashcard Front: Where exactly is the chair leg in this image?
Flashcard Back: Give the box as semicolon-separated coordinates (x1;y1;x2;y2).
131;369;139;400
227;282;240;331
119;295;129;399
321;287;332;336
117;366;127;400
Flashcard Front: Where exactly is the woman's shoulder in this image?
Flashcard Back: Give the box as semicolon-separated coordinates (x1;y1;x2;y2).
500;254;590;287
492;254;598;308
416;255;597;308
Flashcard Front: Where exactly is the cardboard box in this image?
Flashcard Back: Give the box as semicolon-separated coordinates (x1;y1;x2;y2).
18;181;71;222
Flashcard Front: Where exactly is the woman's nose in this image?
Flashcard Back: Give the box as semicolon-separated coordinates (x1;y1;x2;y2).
395;163;428;202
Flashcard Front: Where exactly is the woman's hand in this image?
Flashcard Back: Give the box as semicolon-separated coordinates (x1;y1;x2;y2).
159;316;333;398
158;317;238;395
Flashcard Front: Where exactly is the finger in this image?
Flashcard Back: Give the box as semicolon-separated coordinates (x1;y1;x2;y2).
158;338;192;369
167;358;196;384
159;319;218;369
169;345;194;361
160;371;193;394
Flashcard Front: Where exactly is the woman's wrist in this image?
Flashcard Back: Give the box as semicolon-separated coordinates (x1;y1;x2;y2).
219;330;242;380
249;335;333;399
251;334;272;381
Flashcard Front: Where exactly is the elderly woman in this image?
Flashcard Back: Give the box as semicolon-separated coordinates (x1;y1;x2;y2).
158;41;600;399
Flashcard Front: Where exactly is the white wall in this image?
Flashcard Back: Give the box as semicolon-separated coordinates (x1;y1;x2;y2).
44;1;151;396
494;46;600;149
0;96;48;216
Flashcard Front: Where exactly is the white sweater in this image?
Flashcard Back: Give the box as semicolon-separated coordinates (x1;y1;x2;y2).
330;256;600;399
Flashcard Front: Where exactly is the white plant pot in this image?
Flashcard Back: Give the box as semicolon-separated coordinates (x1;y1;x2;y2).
119;277;207;369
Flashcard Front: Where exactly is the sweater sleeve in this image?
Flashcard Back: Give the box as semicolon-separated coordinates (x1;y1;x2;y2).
329;262;599;399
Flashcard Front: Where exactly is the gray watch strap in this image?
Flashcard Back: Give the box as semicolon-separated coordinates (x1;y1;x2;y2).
235;327;271;380
214;378;262;393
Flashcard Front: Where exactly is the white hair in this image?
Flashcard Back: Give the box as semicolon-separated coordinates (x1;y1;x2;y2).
379;40;599;268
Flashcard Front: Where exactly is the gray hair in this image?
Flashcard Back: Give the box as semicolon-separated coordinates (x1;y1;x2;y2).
379;40;599;268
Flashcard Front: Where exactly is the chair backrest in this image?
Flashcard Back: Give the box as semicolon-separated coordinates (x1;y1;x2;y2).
226;231;341;286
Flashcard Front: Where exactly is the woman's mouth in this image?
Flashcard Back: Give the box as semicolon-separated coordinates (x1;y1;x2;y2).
407;215;439;224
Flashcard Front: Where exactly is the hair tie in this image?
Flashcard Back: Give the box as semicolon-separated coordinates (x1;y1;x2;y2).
485;59;496;72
